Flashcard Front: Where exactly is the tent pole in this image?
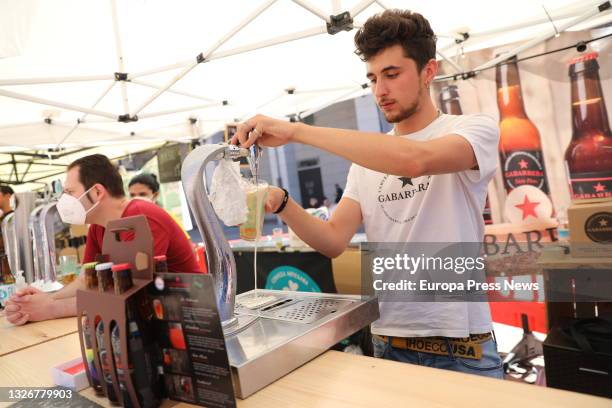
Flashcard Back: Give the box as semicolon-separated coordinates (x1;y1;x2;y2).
59;117;116;124
292;0;331;23
130;79;217;103
128;20;322;79
110;0;130;115
56;81;116;148
0;74;113;86
374;0;392;10
436;50;463;74
202;0;278;59
435;1;607;55
468;0;603;40
473;2;610;72
256;92;288;111
130;61;199;117
0;88;117;119
350;0;376;18
295;85;362;94
130;0;278;117
0;122;42;130
438;41;460;54
331;0;342;14
208;26;327;61
138;102;223;119
128;60;192;80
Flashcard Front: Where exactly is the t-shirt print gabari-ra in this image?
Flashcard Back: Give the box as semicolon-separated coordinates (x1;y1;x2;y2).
343;113;499;338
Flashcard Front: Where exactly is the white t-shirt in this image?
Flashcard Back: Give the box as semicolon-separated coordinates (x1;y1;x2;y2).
343;113;499;338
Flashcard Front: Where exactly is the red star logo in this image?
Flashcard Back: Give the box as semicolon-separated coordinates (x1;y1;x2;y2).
518;159;529;169
594;183;606;193
515;195;540;220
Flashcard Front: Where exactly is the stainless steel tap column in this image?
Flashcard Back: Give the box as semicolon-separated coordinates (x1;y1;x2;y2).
181;143;250;328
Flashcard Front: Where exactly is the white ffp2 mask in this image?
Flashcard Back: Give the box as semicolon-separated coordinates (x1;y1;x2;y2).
56;186;100;225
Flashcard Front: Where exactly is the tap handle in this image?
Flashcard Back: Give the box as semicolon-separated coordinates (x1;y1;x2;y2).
222;144;249;160
248;144;263;179
249;144;262;160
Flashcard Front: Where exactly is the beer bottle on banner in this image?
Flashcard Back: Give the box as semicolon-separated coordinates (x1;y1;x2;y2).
565;52;612;200
440;85;493;224
496;57;550;194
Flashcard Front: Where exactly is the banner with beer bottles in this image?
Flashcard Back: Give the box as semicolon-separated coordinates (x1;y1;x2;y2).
433;29;611;223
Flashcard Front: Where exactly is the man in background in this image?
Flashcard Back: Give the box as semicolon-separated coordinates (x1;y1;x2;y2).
4;155;199;325
0;185;15;284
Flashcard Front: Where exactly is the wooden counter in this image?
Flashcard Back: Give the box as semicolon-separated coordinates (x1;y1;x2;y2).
0;314;77;356
1;330;610;408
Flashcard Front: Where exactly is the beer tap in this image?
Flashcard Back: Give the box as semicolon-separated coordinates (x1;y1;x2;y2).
181;144;250;329
248;144;263;182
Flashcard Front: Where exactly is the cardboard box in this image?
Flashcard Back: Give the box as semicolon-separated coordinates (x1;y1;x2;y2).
51;357;89;391
568;200;612;258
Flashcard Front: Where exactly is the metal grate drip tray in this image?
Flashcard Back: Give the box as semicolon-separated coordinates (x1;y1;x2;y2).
263;297;354;323
228;289;379;398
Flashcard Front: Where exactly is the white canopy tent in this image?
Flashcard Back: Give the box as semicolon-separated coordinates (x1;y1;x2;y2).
1;0;611;190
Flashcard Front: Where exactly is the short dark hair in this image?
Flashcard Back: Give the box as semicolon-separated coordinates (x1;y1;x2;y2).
0;185;14;195
354;10;436;71
67;154;125;198
128;173;160;193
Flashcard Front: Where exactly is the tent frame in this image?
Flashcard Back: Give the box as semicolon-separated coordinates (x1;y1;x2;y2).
0;0;610;153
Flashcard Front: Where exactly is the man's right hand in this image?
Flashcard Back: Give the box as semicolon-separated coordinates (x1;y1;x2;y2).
5;287;57;325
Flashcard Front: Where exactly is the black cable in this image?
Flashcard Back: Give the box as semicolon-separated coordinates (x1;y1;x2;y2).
434;33;612;82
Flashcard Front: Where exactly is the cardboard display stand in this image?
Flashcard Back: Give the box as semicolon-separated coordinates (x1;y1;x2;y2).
76;215;235;408
77;216;155;408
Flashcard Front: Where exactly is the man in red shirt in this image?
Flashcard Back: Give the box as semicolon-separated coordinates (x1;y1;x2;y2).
5;154;199;325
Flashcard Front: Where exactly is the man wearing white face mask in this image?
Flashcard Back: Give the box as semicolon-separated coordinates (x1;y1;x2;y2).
5;154;200;325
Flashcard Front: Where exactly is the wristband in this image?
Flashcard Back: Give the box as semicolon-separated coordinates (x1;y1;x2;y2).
273;188;289;214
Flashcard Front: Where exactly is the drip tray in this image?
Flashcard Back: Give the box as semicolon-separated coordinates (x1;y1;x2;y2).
226;289;379;398
237;295;354;324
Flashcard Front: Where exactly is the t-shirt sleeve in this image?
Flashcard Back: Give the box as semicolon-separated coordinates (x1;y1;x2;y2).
148;217;170;258
342;164;360;202
452;113;500;183
82;225;101;263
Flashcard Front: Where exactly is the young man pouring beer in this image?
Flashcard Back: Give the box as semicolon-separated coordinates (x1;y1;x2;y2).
232;10;503;378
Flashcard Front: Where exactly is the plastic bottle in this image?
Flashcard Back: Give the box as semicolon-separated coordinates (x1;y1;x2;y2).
14;270;27;291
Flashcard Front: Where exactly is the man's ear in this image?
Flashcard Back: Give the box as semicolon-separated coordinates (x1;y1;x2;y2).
91;183;106;201
423;58;438;87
